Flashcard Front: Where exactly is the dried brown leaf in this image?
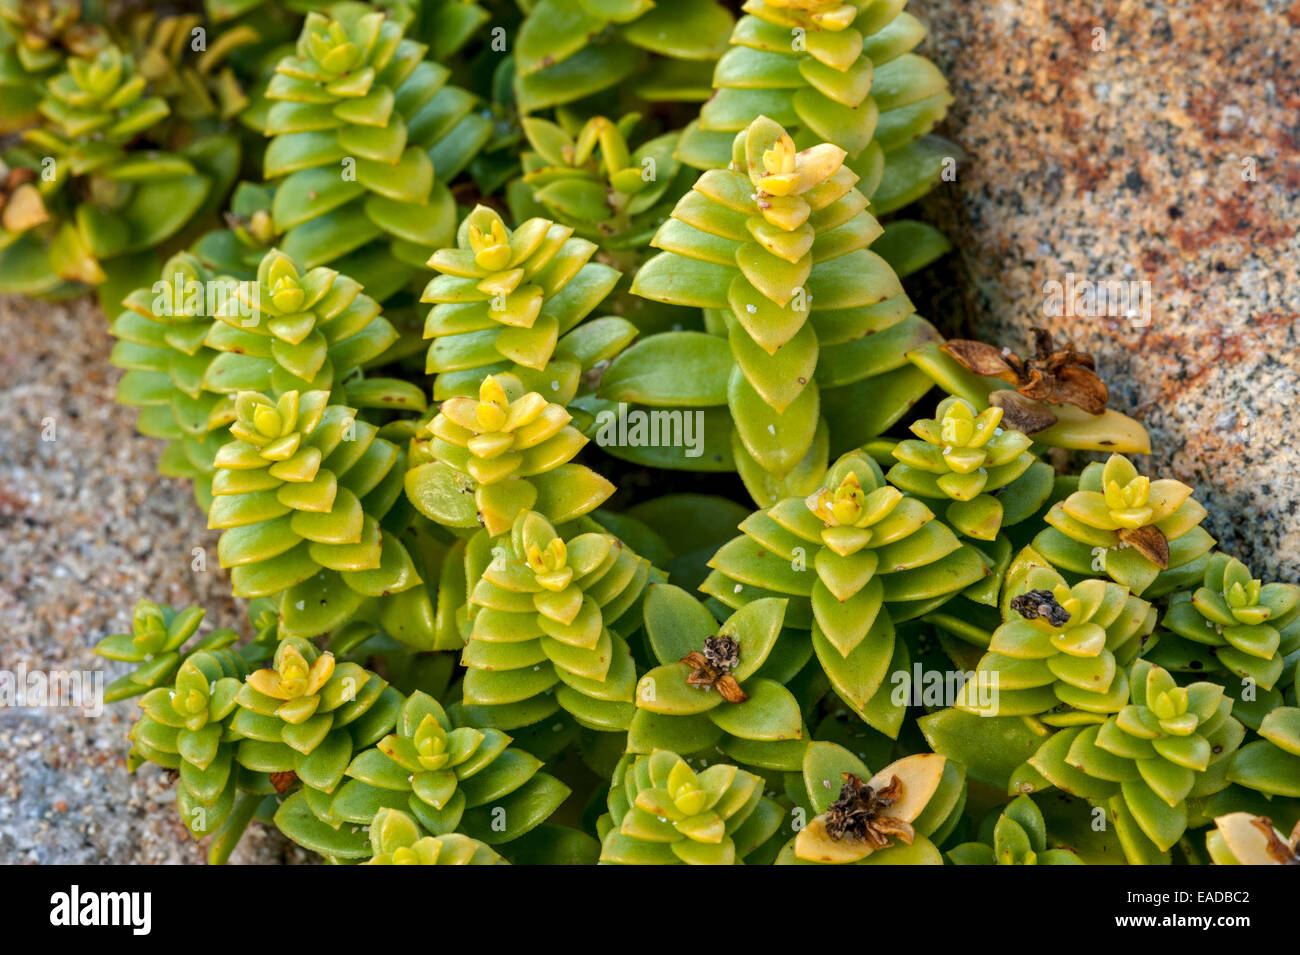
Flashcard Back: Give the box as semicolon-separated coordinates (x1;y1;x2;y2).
941;340;1020;383
988;389;1058;434
1118;525;1170;569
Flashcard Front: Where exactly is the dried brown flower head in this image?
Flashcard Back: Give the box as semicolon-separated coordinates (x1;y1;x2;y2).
823;774;915;849
702;634;740;671
943;328;1109;417
1010;589;1072;627
1251;816;1300;865
681;635;747;703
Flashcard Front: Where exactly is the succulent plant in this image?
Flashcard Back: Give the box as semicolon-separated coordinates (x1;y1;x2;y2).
1027;660;1243;860
39;0;1294;872
948;795;1083;865
330;689;570;846
513;0;735;113
702;450;985;735
258;5;491;299
364;807;507;864
231;635;403;801
511;114;694;254
109;252;238;505
1;42;219;299
598;749;783;864
675;0;954;216
1034;453;1215;597
0;0;104;133
627;117;938;499
95;599;239;703
957;564;1156;723
421;204;621;385
459;509;653;731
204;247;403;394
1151;554;1300;706
886;396;1046;541
128;646;249;838
209;389;423;624
405;373;614;537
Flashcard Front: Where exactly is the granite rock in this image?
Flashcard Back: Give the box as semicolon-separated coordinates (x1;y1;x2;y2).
913;0;1299;580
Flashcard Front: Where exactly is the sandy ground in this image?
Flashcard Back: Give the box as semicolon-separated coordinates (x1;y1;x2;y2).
0;293;308;863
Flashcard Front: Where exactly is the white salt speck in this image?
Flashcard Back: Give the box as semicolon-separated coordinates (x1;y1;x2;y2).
296;601;305;611
746;304;757;314
550;381;559;391
734;584;742;594
767;425;775;435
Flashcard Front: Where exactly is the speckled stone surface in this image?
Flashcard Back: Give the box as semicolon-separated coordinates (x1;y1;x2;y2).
914;0;1300;580
0;293;308;864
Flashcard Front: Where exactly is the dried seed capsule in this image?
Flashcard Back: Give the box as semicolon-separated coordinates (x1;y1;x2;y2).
780;746;954;865
958;565;1156;724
